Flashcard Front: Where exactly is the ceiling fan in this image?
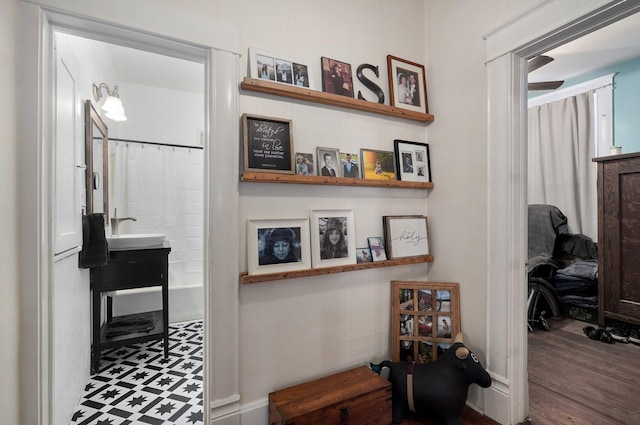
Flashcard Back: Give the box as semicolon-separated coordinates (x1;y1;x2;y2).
528;55;564;91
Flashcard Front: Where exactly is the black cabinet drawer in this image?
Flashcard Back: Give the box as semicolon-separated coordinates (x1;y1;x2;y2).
98;258;165;291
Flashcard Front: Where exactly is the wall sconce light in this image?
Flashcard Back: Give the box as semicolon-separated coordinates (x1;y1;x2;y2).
92;83;127;122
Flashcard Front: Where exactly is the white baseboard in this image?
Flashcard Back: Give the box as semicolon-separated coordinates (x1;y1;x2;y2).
111;284;203;323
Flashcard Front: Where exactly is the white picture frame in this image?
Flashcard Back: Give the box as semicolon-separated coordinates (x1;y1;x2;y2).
310;209;356;268
247;218;311;275
383;215;429;259
249;48;315;89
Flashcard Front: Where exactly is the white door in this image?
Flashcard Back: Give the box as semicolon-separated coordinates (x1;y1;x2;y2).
54;47;83;255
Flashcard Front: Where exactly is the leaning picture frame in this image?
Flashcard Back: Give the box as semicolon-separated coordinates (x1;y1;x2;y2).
310;209;356;268
387;55;429;114
247;218;311;275
394;139;432;182
321;56;355;98
360;148;396;181
383;215;429;259
248;48;315;89
316;146;341;177
242;113;294;174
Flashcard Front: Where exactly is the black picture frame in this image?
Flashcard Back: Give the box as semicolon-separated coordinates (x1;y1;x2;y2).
242;113;294;174
394;139;431;182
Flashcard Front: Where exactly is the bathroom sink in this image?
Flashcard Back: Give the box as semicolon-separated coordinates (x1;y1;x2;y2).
107;233;167;249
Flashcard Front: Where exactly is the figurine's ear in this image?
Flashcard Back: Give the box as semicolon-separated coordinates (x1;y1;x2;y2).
455;347;469;360
454;332;464;344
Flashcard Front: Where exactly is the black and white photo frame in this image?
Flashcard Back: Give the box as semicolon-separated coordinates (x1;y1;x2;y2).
394;140;431;182
310;209;356;268
247;218;311;275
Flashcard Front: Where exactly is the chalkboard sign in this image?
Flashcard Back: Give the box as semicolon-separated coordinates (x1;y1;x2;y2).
242;114;294;173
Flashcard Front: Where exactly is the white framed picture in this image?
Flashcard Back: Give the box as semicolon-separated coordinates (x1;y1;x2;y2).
248;48;315;89
310;209;356;268
383;215;429;259
247;218;311;275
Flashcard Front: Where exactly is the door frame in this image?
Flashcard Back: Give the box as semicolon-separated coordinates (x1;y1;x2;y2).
483;1;640;423
18;3;242;424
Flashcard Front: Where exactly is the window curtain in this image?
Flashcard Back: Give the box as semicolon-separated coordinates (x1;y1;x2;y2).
528;91;597;240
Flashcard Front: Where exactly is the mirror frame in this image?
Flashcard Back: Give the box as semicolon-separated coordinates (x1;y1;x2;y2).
85;100;109;222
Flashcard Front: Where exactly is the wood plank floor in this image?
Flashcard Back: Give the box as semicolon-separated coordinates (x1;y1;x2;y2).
527;317;640;425
401;407;500;424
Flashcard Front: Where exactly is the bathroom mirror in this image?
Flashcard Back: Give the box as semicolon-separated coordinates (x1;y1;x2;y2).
85;100;109;222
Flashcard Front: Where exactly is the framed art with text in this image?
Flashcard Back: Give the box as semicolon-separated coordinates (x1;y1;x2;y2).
383;215;429;259
391;281;460;363
242;114;294;174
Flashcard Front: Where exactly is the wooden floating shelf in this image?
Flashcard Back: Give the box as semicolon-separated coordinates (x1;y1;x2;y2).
241;172;433;189
240;77;434;124
240;255;433;285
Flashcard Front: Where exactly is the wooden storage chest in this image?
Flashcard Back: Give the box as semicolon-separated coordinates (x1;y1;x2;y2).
268;366;392;425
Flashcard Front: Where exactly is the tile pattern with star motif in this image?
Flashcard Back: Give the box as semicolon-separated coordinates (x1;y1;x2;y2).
70;320;204;425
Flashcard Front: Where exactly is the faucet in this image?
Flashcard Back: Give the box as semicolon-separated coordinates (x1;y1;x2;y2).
110;208;137;236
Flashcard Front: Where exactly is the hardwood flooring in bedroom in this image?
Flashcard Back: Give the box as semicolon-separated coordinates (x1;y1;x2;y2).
527;317;640;425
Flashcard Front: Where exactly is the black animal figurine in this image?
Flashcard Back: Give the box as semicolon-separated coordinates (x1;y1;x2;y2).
371;333;492;425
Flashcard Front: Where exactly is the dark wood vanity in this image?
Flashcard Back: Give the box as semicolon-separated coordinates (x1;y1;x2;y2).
90;243;171;374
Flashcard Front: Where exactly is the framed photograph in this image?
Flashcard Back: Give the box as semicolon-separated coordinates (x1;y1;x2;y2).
321;56;354;98
339;152;361;178
356;247;373;263
295;152;315;176
360;148;396;181
247;218;311;275
391;281;460;363
383;215;429;259
394;140;432;182
316;147;341;177
387;55;429;114
367;236;387;262
310;209;356;268
242;113;294;174
249;48;315;89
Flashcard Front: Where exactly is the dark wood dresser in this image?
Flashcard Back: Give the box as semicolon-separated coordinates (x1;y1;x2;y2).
594;152;640;326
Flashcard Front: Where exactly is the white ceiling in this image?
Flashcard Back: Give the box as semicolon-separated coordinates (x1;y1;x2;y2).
528;12;640;86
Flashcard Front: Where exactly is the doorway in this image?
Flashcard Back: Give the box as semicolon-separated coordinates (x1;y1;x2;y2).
484;2;640;424
53;31;206;424
18;4;243;425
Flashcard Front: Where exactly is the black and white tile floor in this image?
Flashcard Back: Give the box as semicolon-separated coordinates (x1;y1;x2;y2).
70;320;204;425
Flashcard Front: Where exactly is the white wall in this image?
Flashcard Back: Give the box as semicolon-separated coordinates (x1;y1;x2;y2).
1;0;19;423
7;1;557;425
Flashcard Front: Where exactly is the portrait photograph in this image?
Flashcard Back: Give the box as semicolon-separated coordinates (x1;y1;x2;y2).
316;147;341;177
340;152;361;178
247;218;311;275
368;236;387;262
255;53;275;81
293;63;310;88
275;58;293;84
295;152;315;176
321;56;354;98
310;209;356;268
387;55;429;114
360;149;397;181
356;246;372;263
394;140;431;182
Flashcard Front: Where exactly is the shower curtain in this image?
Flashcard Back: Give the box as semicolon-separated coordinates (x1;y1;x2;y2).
110;141;204;287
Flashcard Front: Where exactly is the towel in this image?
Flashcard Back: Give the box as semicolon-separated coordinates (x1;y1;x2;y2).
105;312;157;337
78;213;109;268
